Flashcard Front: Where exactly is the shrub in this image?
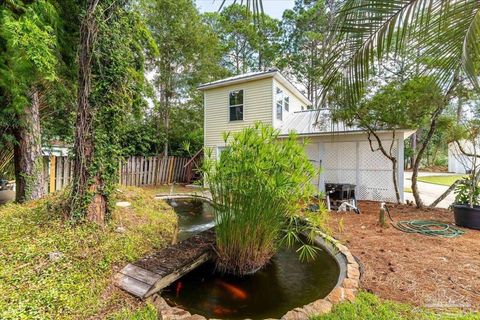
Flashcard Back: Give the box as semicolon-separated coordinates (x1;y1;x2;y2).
203;123;325;275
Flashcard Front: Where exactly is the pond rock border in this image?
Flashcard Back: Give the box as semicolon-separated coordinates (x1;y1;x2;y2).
146;230;360;320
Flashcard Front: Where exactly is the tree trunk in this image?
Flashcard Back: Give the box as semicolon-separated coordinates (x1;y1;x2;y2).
68;0;106;224
13;87;45;203
411;77;459;208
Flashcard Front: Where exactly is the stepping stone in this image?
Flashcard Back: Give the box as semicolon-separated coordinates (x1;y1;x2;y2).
116;201;131;208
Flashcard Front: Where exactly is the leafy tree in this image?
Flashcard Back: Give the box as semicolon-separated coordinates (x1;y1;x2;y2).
0;0;61;202
335;76;445;203
279;0;338;107
141;0;227;157
204;4;282;74
68;0;155;223
322;0;480;207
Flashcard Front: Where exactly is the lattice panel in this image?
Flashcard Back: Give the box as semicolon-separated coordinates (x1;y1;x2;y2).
305;143;320;187
357;170;396;202
320;140;399;202
358;141;397;170
323;169;356;184
323;142;357;170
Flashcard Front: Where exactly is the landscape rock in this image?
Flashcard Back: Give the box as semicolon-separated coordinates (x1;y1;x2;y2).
48;251;63;262
115;226;126;234
325;287;344;304
116;201;131;208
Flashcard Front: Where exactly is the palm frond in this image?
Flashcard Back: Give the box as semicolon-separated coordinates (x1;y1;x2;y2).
462;7;480;90
323;0;480;106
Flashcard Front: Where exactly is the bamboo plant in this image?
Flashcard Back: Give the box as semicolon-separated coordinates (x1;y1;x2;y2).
203;123;327;276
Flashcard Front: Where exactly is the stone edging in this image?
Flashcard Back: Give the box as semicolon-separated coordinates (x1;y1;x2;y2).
280;232;360;320
147;232;360;320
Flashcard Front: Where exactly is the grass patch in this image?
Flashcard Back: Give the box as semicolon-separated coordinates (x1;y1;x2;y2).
0;186;177;319
417;175;466;186
404;187;413;193
312;292;478;320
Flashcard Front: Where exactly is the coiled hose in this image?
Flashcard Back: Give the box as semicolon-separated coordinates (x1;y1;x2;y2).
384;204;465;238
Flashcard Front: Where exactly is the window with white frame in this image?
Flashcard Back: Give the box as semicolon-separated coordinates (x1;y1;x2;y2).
284;96;290;112
229;90;244;121
276;87;290;120
276;87;283;120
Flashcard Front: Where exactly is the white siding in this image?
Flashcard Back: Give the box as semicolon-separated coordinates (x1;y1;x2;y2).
204;78;273;158
272;78;307;129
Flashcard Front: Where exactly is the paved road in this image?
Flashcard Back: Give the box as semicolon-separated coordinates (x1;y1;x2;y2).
404;172;457;208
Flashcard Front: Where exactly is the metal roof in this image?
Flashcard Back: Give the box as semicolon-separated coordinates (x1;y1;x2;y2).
198;69;312;106
279;110;361;136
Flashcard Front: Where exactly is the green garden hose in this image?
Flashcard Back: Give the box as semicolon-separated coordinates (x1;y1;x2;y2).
392;220;465;238
384;205;465;238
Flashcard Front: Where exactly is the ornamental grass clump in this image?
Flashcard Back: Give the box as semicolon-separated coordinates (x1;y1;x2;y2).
203;123;322;276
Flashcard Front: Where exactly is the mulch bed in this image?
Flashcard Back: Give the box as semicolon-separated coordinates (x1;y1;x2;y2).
328;201;480;310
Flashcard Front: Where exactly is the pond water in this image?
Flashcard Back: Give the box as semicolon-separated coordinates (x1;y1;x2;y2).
165;198;215;241
164;198;340;320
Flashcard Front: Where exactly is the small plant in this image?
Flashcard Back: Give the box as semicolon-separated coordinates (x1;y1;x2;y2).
452;120;480;208
203;123;327;275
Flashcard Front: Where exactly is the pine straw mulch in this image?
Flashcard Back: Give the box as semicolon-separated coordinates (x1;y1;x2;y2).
328;201;480;310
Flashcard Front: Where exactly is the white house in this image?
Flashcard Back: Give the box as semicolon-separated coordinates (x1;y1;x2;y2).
448;141;479;174
199;69;414;202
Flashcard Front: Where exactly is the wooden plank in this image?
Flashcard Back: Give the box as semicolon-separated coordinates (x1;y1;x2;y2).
119;263;162;285
63;157;70;187
114;273;152;299
49;156;56;193
144;252;211;298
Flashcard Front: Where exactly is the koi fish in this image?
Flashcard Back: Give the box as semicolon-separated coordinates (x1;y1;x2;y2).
213;306;236;316
217;280;247;300
176;281;183;296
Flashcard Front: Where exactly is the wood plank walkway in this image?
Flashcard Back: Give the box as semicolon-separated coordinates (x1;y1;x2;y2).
114;229;215;299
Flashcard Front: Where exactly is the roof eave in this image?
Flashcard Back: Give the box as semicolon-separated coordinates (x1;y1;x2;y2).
197;71;277;91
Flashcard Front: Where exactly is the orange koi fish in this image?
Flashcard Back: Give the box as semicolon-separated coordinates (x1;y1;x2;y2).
175;281;183;296
213;306;236;316
217;280;248;300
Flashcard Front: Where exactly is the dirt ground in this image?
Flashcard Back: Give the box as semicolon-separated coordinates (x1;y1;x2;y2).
329;201;480;310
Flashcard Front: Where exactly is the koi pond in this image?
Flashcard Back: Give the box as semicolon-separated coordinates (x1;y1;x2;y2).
163;197;340;320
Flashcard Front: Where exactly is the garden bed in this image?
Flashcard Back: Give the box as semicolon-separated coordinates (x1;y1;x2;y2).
328;201;480;310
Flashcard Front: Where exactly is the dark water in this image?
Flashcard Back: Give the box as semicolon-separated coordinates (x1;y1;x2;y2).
164;198;340;320
165;198;215;241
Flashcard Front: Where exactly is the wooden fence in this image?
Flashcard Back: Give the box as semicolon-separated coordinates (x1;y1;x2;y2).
44;155;196;193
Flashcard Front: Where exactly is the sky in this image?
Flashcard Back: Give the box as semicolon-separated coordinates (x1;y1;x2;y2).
196;0;295;19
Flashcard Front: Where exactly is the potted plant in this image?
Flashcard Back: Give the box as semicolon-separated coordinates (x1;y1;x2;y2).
452;121;480;230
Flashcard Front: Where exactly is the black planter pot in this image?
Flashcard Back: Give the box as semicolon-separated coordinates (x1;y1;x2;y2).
453;204;480;230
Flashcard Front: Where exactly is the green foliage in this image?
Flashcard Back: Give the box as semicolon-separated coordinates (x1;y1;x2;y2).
324;0;480;105
0;187;176;319
204;3;282;73
335;76;444;131
203;123;325;275
311;291;479;320
455;177;480;206
68;1;156;220
139;0;227;157
280;0;334;106
107;304;158;320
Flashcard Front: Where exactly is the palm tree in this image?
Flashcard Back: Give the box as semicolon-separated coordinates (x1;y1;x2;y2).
320;0;480;207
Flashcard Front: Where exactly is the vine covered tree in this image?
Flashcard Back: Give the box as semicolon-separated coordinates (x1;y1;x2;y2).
68;0;155;223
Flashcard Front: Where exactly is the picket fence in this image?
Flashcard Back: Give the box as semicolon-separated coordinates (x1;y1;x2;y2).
43;155;196;193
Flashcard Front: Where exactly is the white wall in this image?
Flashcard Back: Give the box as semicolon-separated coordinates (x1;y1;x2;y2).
303;132;404;202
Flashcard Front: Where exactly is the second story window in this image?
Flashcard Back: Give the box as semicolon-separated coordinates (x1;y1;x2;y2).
284;96;290;112
276;87;283;121
229;90;244;121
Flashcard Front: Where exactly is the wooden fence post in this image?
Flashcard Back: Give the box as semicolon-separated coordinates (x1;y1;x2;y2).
49;155;56;193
